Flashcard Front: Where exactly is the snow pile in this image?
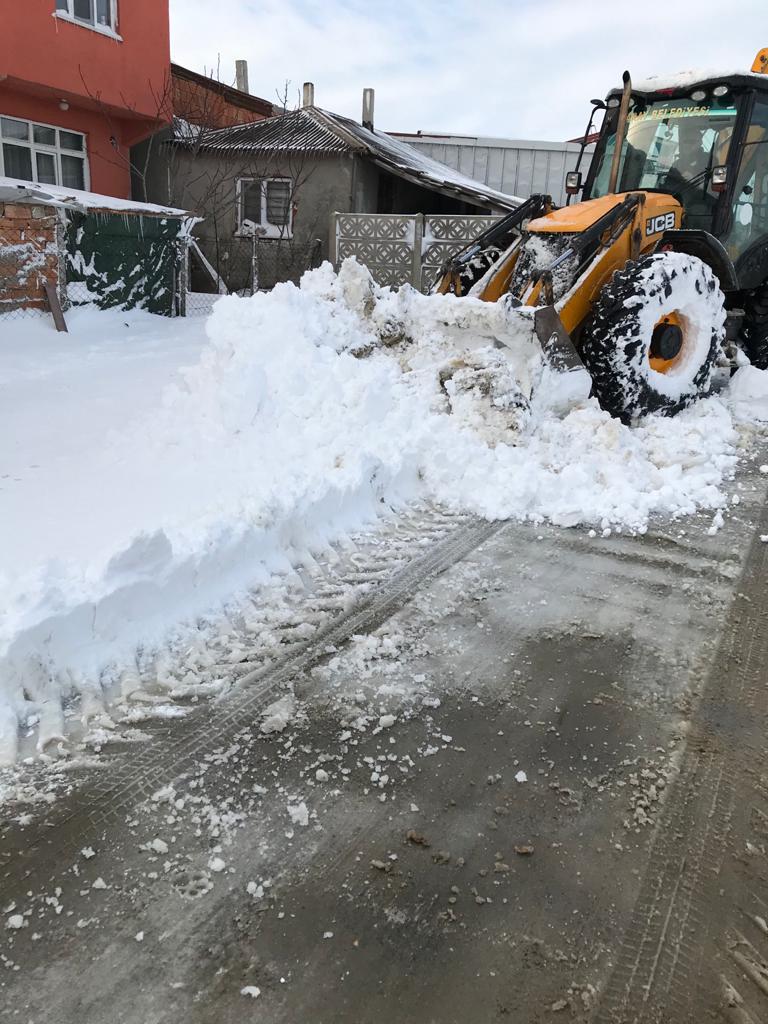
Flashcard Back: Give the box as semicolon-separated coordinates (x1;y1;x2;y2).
727;365;768;423
0;258;765;762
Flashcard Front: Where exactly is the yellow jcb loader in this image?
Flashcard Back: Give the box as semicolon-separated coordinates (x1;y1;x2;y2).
433;49;768;421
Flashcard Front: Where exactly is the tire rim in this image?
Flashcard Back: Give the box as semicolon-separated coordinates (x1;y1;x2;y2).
649;311;687;374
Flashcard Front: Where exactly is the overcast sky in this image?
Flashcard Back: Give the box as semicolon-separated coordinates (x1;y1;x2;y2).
170;0;764;141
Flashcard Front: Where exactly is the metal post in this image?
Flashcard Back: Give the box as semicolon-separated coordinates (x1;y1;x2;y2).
329;211;339;270
411;214;424;291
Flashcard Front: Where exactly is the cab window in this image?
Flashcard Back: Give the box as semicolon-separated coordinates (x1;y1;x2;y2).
724;96;768;260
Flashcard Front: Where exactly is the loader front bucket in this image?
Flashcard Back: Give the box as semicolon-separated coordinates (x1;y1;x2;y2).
532;305;593;414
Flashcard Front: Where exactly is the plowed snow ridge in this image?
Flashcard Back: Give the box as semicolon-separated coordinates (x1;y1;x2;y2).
1;258;767;761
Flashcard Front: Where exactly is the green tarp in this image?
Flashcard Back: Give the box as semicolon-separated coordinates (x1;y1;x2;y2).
65;211;183;316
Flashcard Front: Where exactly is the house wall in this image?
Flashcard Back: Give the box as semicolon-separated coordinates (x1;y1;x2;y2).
0;1;171;198
140;145;357;291
171;68;274;130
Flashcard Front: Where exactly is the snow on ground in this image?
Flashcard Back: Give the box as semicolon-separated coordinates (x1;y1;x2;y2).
1;258;768;763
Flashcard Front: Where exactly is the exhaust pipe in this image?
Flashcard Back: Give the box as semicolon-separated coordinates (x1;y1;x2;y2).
608;70;632;195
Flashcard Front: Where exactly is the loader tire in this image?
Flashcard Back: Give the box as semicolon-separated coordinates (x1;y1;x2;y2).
741;280;768;369
580;252;725;422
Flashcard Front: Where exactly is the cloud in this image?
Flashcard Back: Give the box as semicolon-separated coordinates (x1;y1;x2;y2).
170;0;764;140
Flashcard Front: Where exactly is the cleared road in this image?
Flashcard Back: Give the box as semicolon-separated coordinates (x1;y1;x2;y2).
2;456;767;1024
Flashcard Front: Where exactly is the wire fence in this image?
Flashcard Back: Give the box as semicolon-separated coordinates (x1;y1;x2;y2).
185;291;222;317
0;235;325;325
182;237;323;316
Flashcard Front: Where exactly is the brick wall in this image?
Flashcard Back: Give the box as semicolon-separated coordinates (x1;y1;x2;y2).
0;203;63;313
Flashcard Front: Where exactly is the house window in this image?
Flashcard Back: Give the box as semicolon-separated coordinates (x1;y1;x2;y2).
0;116;88;190
55;0;118;33
237;178;293;238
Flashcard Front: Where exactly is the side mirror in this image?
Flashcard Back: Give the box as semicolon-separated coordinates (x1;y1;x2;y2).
712;165;728;192
565;171;583;195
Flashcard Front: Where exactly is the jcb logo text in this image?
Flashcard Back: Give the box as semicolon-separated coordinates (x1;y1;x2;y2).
646;212;676;236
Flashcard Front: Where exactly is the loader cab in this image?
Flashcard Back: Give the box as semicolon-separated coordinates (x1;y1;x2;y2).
583;74;768;288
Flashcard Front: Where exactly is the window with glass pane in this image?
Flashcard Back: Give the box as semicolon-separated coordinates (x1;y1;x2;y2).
33;125;56;146
59;131;84;152
3;144;33;180
1;118;29;141
35;152;57;185
60;154;85;190
266;180;291;226
725;97;768;260
0;115;87;187
73;0;93;20
241;181;262;223
56;0;68;9
96;0;111;25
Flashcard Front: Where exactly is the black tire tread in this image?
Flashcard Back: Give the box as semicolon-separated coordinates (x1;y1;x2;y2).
581;253;724;422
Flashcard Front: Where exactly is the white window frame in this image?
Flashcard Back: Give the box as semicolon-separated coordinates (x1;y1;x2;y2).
236;177;294;239
0;115;90;191
54;0;121;40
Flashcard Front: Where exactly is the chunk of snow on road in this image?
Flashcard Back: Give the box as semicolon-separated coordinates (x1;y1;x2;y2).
6;914;25;930
81;847;96;860
241;986;261;998
378;714;397;729
151;785;176;804
208;857;226;873
287;801;310;827
149;838;169;855
91;877;107;890
260;695;297;736
135;931;144;942
515;770;528;783
727;365;768;423
315;768;330;782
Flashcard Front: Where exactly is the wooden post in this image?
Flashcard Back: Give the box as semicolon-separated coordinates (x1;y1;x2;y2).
44;281;68;332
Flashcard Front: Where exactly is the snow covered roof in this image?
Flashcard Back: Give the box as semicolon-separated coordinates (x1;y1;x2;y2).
194;107;522;211
0;176;189;217
614;68;768;95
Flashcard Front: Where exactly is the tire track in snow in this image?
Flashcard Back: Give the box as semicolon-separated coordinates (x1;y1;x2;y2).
593;506;768;1023
0;512;502;886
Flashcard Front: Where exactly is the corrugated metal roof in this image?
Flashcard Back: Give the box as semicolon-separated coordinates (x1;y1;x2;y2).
200;108;353;155
193;106;521;211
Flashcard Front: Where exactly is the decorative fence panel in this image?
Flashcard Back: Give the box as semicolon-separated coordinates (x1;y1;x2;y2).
331;212;501;292
421;215;501;286
332;214;420;289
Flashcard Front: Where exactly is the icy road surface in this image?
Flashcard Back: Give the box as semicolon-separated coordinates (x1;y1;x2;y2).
2;452;768;1023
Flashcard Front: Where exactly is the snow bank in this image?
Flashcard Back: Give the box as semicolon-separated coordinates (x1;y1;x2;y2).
0;259;760;761
727;365;768;423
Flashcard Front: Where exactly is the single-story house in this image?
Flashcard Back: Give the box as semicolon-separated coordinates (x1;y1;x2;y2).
133;87;521;292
